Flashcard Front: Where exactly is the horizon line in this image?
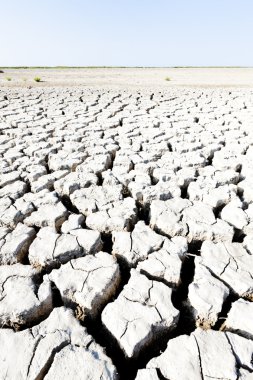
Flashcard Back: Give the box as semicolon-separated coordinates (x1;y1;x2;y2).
1;66;253;69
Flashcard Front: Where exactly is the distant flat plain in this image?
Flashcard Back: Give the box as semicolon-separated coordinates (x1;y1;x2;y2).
1;67;253;88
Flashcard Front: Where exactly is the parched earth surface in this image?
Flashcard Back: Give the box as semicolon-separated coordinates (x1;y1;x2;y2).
0;86;253;379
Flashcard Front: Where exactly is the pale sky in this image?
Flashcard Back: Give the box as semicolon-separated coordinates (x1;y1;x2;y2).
0;0;252;66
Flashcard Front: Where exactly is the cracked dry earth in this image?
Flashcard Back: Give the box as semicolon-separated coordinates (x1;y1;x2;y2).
1;87;253;380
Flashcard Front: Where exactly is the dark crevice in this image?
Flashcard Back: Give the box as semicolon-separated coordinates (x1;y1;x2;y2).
84;316;135;380
97;172;103;186
188;241;202;256
60;194;79;214
132;329;179;379
24;179;32;193
51;281;64;308
81;259;132;379
171;255;196;336
105;154;115;172
84;311;179;380
206;155;213;166
232;228;246;243
167;142;173;152
81;256;177;380
137;203;150;225
156;368;168;380
150;174;158;185
181;185;189;199
32;225;41;234
44;162;50;174
122;185;131;198
102;256;197;379
22;249;33;265
114;257;131;299
213;293;239;331
101;233;113;254
21;235;37;265
213;204;226;219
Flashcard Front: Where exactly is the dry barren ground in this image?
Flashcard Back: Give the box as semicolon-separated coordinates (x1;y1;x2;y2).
1;73;253;379
1;67;253;88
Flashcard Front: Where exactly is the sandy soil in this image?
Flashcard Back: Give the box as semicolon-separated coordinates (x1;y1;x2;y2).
1;67;253;89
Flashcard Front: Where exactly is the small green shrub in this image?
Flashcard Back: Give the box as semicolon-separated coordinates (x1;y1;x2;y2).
5;77;12;81
165;77;171;81
34;77;41;82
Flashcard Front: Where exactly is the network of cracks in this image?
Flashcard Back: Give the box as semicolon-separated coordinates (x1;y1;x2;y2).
0;87;253;379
